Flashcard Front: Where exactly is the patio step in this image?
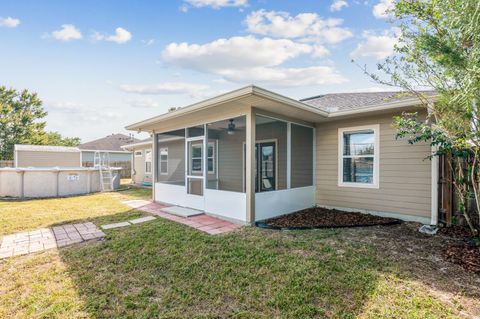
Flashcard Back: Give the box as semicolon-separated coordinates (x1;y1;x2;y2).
161;206;204;218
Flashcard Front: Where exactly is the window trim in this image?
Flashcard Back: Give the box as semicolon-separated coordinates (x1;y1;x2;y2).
159;147;168;175
338;124;380;189
190;143;203;173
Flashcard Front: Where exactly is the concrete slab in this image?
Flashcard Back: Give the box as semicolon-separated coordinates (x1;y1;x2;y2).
129;216;156;224
101;222;131;230
161;206;203;218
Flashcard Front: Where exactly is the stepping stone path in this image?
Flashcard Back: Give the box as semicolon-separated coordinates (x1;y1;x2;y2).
0;222;105;259
122;200;242;235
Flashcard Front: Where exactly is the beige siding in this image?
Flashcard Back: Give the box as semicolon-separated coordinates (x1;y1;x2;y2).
157;140;185;184
16;151;80;167
315;111;432;220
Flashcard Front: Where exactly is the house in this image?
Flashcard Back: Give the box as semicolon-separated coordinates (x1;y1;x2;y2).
121;138;153;186
125;85;438;225
79;133;139;166
14;145;82;167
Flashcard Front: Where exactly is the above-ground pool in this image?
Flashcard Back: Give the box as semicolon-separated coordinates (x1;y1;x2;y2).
0;167;121;198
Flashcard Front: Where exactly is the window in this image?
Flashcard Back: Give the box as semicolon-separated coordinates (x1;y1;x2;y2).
159;148;168;175
190;144;202;173
145;149;152;174
134;150;143;157
338;125;379;188
207;142;215;173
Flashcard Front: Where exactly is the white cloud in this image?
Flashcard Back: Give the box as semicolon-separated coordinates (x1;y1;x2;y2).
127;98;161;108
119;82;210;97
163;36;312;71
142;38;155;46
330;0;348;12
312;45;330;58
47;101;120;122
183;0;247;9
161;35;345;86
92;27;132;44
218;66;347;87
373;0;395;19
244;10;352;44
0;16;20;28
350;28;400;60
50;24;82;41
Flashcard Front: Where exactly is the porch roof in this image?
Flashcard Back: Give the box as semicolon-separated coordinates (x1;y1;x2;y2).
125;85;436;133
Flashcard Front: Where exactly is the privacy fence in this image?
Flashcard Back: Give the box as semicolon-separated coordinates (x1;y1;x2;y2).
0;160;14;168
82;161;131;178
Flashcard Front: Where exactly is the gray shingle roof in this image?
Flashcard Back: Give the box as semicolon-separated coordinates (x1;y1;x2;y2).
300;91;436;113
79;134;140;151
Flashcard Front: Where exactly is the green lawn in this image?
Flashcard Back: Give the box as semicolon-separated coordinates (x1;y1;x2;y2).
0;189;478;318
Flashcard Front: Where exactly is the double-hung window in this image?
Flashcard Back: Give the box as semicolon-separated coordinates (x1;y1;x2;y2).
145;149;152;174
190;142;215;174
159;148;168;175
207;142;215;174
338;125;379;188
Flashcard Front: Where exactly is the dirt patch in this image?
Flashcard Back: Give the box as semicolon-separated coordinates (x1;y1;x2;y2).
443;244;480;274
260;207;401;229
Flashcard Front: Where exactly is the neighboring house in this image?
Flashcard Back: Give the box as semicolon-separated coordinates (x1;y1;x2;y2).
121;138;153;186
14;145;81;167
125;85;438;226
79;133;139;166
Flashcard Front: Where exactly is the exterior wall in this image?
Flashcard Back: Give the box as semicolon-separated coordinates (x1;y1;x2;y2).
0;168;120;198
157;140;184;185
315;111;432;223
16;150;81;167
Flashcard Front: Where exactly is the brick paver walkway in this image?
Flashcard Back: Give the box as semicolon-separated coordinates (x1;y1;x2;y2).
0;222;105;259
122;200;242;235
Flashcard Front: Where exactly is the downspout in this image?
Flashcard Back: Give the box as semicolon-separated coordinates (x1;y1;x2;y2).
429;101;439;226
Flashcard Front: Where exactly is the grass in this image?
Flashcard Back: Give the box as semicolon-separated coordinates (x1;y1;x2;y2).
0;189;479;318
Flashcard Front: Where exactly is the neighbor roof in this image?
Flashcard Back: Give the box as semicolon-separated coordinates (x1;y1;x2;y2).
15;145;80;153
79;134;140;152
300;91;436;113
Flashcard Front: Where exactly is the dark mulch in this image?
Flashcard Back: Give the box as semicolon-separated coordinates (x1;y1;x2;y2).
438;225;477;240
260;207;401;229
443;244;480;274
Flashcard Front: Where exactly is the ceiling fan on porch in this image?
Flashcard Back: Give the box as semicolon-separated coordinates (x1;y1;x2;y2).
227;119;236;135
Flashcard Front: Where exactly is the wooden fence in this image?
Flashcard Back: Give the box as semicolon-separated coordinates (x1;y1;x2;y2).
82;161;131;178
0;160;14;168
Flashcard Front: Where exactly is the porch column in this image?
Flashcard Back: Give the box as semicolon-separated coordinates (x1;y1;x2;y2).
152;131;157;202
246;107;256;224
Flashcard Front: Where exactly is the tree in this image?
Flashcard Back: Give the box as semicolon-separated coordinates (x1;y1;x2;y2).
362;0;480;235
0;86;81;160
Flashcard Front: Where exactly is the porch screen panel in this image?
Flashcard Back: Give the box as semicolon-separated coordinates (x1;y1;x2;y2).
291;124;314;188
156;129;185;186
255;115;287;192
206;116;246;193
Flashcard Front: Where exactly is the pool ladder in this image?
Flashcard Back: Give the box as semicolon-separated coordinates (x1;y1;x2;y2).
93;151;114;192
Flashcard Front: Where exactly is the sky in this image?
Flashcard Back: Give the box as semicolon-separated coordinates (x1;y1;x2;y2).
0;0;397;142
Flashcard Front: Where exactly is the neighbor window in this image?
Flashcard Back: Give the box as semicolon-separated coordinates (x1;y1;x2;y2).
338;125;379;188
159;148;168;175
134;150;143;157
145;149;152;174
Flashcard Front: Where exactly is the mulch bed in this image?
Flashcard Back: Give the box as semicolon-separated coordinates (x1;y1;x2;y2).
438;225;477;240
443;244;480;274
258;207;401;230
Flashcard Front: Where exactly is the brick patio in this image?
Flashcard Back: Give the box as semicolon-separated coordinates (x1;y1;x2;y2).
122;200;242;235
0;222;105;259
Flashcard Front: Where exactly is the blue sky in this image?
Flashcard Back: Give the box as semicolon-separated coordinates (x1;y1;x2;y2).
0;0;396;141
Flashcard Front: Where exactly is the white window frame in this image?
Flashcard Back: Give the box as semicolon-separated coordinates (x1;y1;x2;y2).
207;142;215;174
134;150;143;157
338;124;380;189
190;142;203;173
159;147;168;175
145;149;153;174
